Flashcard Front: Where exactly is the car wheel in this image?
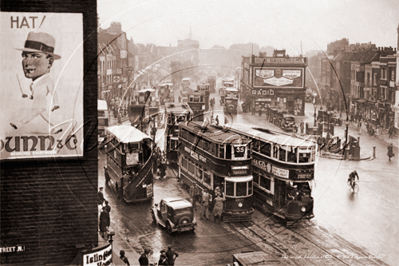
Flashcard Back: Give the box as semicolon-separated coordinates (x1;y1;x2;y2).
178;216;191;225
166;223;173;234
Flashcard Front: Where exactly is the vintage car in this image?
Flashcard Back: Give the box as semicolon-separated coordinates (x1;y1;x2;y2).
281;115;296;132
151;197;197;233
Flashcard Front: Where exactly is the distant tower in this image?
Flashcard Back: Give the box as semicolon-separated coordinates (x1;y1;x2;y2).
189;25;192;40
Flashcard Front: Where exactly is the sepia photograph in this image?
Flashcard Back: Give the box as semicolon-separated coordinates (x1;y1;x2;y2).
1;0;398;265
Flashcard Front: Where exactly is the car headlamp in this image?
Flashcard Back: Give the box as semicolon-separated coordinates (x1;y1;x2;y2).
238;202;243;208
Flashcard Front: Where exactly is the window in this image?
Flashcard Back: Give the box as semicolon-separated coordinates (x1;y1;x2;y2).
287;148;297;163
188;159;195;174
299;152;310;163
236;182;247;197
367;73;370;86
219;144;225;159
226;181;234;196
279;147;286;161
253;140;260;152
391;70;395;81
233;145;245;158
253;172;260;184
259;175;271;191
260;141;271;156
373;73;377;86
196;165;203;180
203;171;211;186
248;180;253;195
226;144;232;159
273;145;279;159
182;156;187;169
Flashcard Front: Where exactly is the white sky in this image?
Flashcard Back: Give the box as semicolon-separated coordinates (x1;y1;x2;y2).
98;0;399;55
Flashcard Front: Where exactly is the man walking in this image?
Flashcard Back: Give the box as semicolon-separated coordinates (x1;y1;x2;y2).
200;190;210;220
138;249;150;266
99;207;110;240
98;187;105;206
387;143;395;161
165;245;179;266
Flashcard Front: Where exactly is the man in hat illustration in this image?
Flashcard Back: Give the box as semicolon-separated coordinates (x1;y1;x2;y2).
10;31;62;134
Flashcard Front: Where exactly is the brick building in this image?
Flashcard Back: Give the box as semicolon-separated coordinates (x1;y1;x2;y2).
1;1;99;265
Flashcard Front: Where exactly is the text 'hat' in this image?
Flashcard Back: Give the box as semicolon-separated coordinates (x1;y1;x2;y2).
16;32;61;60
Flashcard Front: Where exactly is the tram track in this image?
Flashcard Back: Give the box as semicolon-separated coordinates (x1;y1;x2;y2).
232;212;386;266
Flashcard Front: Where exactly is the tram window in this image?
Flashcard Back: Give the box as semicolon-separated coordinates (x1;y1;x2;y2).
182;157;187;169
253;172;259;184
273;145;279;159
204;140;210;150
234;145;245;158
219;145;225;159
236;182;247;197
248;180;253;195
211;143;216;155
204;171;211;186
225;181;234;196
287;148;297;163
299;152;310;163
260;141;271;156
253;140;260;152
188;160;195;174
259;175;271;191
170;139;178;150
226;145;232;159
196;165;203;180
279;147;286;161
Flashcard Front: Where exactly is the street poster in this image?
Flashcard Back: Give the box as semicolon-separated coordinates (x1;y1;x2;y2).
0;12;84;160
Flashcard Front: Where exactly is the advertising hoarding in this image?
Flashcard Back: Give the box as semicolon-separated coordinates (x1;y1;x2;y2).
253;67;304;89
0;12;84;160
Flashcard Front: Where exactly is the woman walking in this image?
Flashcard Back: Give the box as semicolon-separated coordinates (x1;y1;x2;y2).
212;193;225;223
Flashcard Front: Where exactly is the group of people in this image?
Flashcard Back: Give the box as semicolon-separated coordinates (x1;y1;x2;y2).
139;245;178;266
190;184;225;223
153;146;167;179
210;97;216;109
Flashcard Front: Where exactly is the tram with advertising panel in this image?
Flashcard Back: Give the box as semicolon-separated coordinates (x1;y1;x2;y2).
178;121;254;222
230;126;315;221
164;102;192;165
104;125;154;202
98;99;109;139
223;87;239;115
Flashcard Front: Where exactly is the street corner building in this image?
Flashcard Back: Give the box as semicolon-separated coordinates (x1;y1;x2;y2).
0;1;101;265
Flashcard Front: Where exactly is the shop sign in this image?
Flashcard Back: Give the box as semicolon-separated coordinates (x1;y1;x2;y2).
0;245;25;253
83;243;112;266
252;89;274;96
113;75;120;83
233;170;247;175
1;12;84;160
272;166;289;178
296;172;312;179
254;57;306;64
253;67;304;88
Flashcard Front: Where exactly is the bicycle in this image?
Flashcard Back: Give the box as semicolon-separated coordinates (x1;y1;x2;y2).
347;179;359;194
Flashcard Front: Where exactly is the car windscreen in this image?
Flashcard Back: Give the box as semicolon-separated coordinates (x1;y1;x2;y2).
285;117;295;121
173;207;192;215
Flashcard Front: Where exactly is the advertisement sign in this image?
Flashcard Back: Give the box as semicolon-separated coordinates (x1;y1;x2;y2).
253;67;304;89
83;243;112;266
0;12;84;160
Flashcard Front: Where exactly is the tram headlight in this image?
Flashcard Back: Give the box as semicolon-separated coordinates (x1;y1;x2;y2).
301;206;306;212
238;202;243;208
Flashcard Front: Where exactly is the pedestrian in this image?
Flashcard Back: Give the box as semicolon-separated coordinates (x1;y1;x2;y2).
165;245;179;266
189;183;197;208
215;115;219;126
99;207;110;240
358;120;362;134
104;200;111;213
200;189;210;220
98;187;105;206
150;125;157;140
178;95;181;103
212;193;225;223
389;126;394;138
119;250;130;266
158;250;168;265
259;107;262;117
138;249;150;266
387;143;395;161
300;120;304;134
159;160;166;179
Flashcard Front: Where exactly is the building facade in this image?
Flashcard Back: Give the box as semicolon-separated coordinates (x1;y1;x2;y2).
241;50;308;115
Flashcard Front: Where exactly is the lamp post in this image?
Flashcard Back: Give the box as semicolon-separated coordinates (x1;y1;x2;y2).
313;96;317;127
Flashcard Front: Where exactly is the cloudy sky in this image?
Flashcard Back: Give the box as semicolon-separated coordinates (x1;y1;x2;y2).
98;0;398;55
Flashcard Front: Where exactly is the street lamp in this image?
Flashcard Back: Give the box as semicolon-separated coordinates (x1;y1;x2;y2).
313;95;317;127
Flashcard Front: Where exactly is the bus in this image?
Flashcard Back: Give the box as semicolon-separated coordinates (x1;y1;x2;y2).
98;100;109;138
187;91;206;122
156;83;173;104
164;102;192;165
223;87;239;115
104;125;154;202
230;126;316;221
222;78;234;88
178;121;254;222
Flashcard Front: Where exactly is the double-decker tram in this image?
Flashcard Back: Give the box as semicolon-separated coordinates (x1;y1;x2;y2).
178;121;254;222
104;125;154;202
230;126;316;221
164;102;192;165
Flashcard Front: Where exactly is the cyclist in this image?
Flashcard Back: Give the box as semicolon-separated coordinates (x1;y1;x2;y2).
348;170;359;189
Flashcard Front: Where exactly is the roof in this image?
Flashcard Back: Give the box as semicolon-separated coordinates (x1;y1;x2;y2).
163;198;192;209
106;125;152;143
180;121;251;145
230;125;314;148
98;100;108;111
165;102;192;114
